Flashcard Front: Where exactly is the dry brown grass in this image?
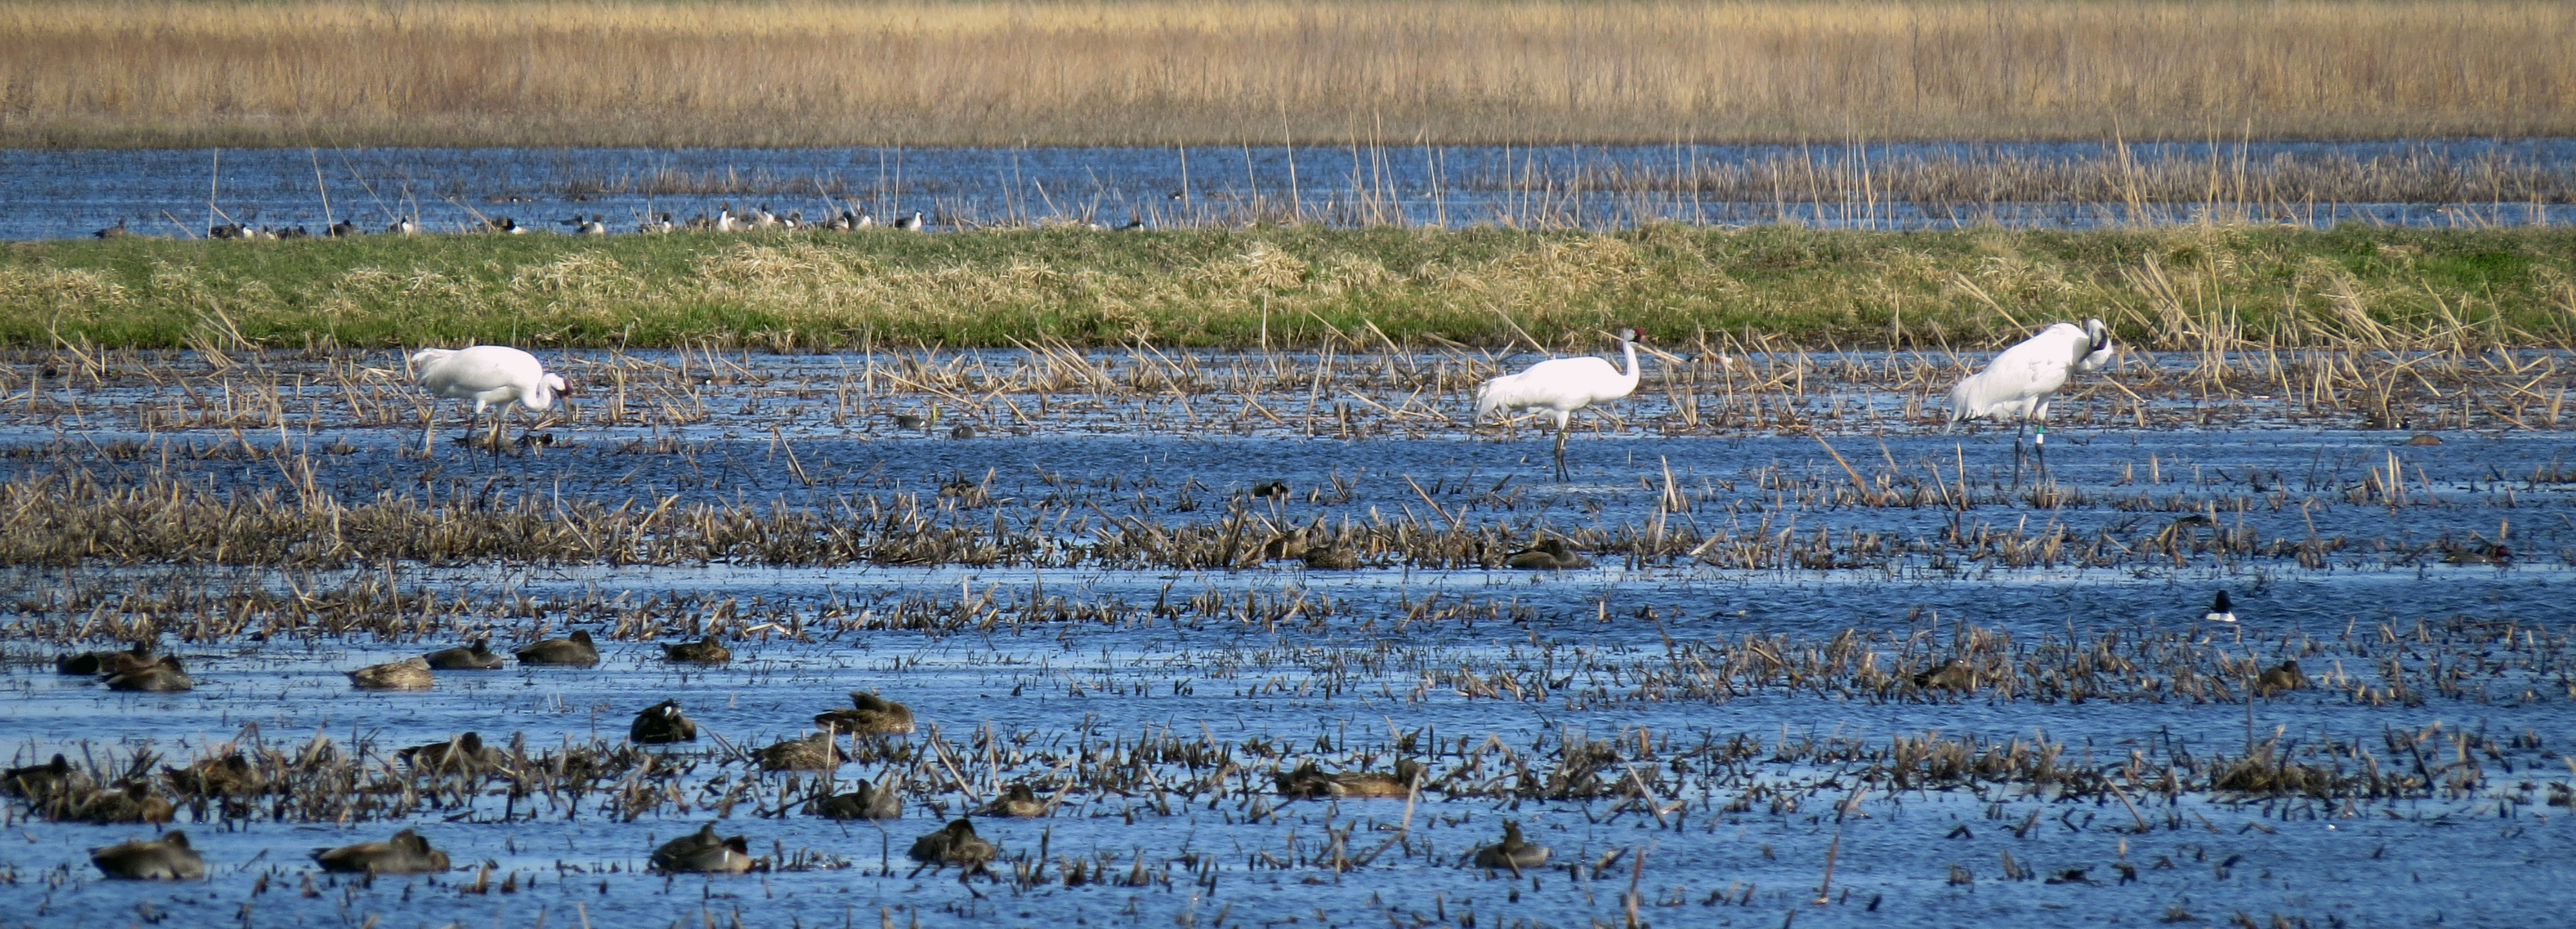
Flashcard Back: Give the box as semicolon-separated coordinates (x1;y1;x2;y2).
3;1;2572;148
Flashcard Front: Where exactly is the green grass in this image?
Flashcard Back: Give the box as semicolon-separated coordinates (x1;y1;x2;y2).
5;225;2573;351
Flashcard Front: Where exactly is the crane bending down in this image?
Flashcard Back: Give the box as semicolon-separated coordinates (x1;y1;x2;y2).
1944;318;2114;480
412;346;568;456
1473;327;1643;481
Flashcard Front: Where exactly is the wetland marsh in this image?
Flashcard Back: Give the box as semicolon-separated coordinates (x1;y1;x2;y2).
1;333;2572;928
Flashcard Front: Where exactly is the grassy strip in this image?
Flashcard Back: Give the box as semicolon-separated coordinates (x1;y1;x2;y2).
5;225;2572;350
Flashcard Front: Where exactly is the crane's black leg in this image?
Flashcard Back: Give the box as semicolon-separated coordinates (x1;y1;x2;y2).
1553;428;1569;482
2032;421;2049;479
2010;422;2026;490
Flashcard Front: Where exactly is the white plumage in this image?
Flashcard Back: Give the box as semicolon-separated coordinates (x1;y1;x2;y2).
1473;328;1643;480
413;346;566;453
1945;318;2113;478
1946;319;2114;426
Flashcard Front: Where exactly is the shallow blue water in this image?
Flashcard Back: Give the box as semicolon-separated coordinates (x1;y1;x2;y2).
7;139;2576;240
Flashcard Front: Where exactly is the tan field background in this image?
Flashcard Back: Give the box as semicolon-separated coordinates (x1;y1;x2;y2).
3;1;2573;148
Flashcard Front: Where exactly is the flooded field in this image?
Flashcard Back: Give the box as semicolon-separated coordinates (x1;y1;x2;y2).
2;339;2573;928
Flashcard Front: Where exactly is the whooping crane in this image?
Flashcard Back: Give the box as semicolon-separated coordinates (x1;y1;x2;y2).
1473;327;1643;481
412;345;568;456
1944;318;2114;481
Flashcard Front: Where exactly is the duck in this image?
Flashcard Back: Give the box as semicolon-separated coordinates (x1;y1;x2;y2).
515;629;598;666
2;754;76;799
2255;660;2307;696
57;642;149;676
906;819;996;876
806;777;902;820
91;830;204;880
312;828;450;874
649;823;755;874
893;211;925;231
1249;479;1289;498
1274;760;1427;799
1911;658;1975;692
813;691;915;735
755;733;846;771
629;700;698;744
974;783;1050;818
1300;546;1359;570
638;212;675;234
852;211;876;229
387;218;418;235
163;754;261;800
575;215;607;235
93;218;131;239
346;656;434;691
891;410;932;431
2204;591;2237;623
423;639;506;670
948;423;978;439
1502;537;1591;570
1470;819;1550;873
661;636;730;664
397;732;500;772
106;655;192;691
327;220;360;238
70;781;175;825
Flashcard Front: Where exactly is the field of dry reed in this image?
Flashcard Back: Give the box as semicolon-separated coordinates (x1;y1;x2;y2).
3;1;2572;148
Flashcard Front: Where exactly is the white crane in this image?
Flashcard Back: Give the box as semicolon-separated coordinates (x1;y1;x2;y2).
412;346;568;455
1944;318;2114;479
1473;327;1643;481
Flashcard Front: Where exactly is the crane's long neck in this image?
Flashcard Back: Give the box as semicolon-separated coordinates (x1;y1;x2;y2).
1616;334;1640;387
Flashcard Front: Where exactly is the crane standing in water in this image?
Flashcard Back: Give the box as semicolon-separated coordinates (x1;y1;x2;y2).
1473;327;1643;481
1944;318;2115;482
412;345;569;456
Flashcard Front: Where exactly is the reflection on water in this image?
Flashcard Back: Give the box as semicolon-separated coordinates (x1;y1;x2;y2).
10;138;2576;240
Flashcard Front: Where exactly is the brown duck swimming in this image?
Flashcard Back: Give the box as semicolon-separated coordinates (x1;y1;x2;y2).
650;823;754;874
398;732;500;772
629;700;698;744
661;636;731;664
91;830;204;880
423;640;506;670
1502;537;1591;570
755;733;846;771
347;656;434;691
515;630;599;667
164;754;262;800
1911;658;1975;692
907;819;997;876
70;781;175;825
975;783;1050;818
106;655;192;692
1276;760;1427;798
2255;660;2307;696
2;754;75;800
1470;819;1550;873
313;828;451;874
57;642;149;676
813;691;915;735
806;778;902;820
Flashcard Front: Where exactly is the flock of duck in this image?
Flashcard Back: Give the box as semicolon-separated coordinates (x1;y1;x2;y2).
94;202;1155;240
17;631;1549;883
